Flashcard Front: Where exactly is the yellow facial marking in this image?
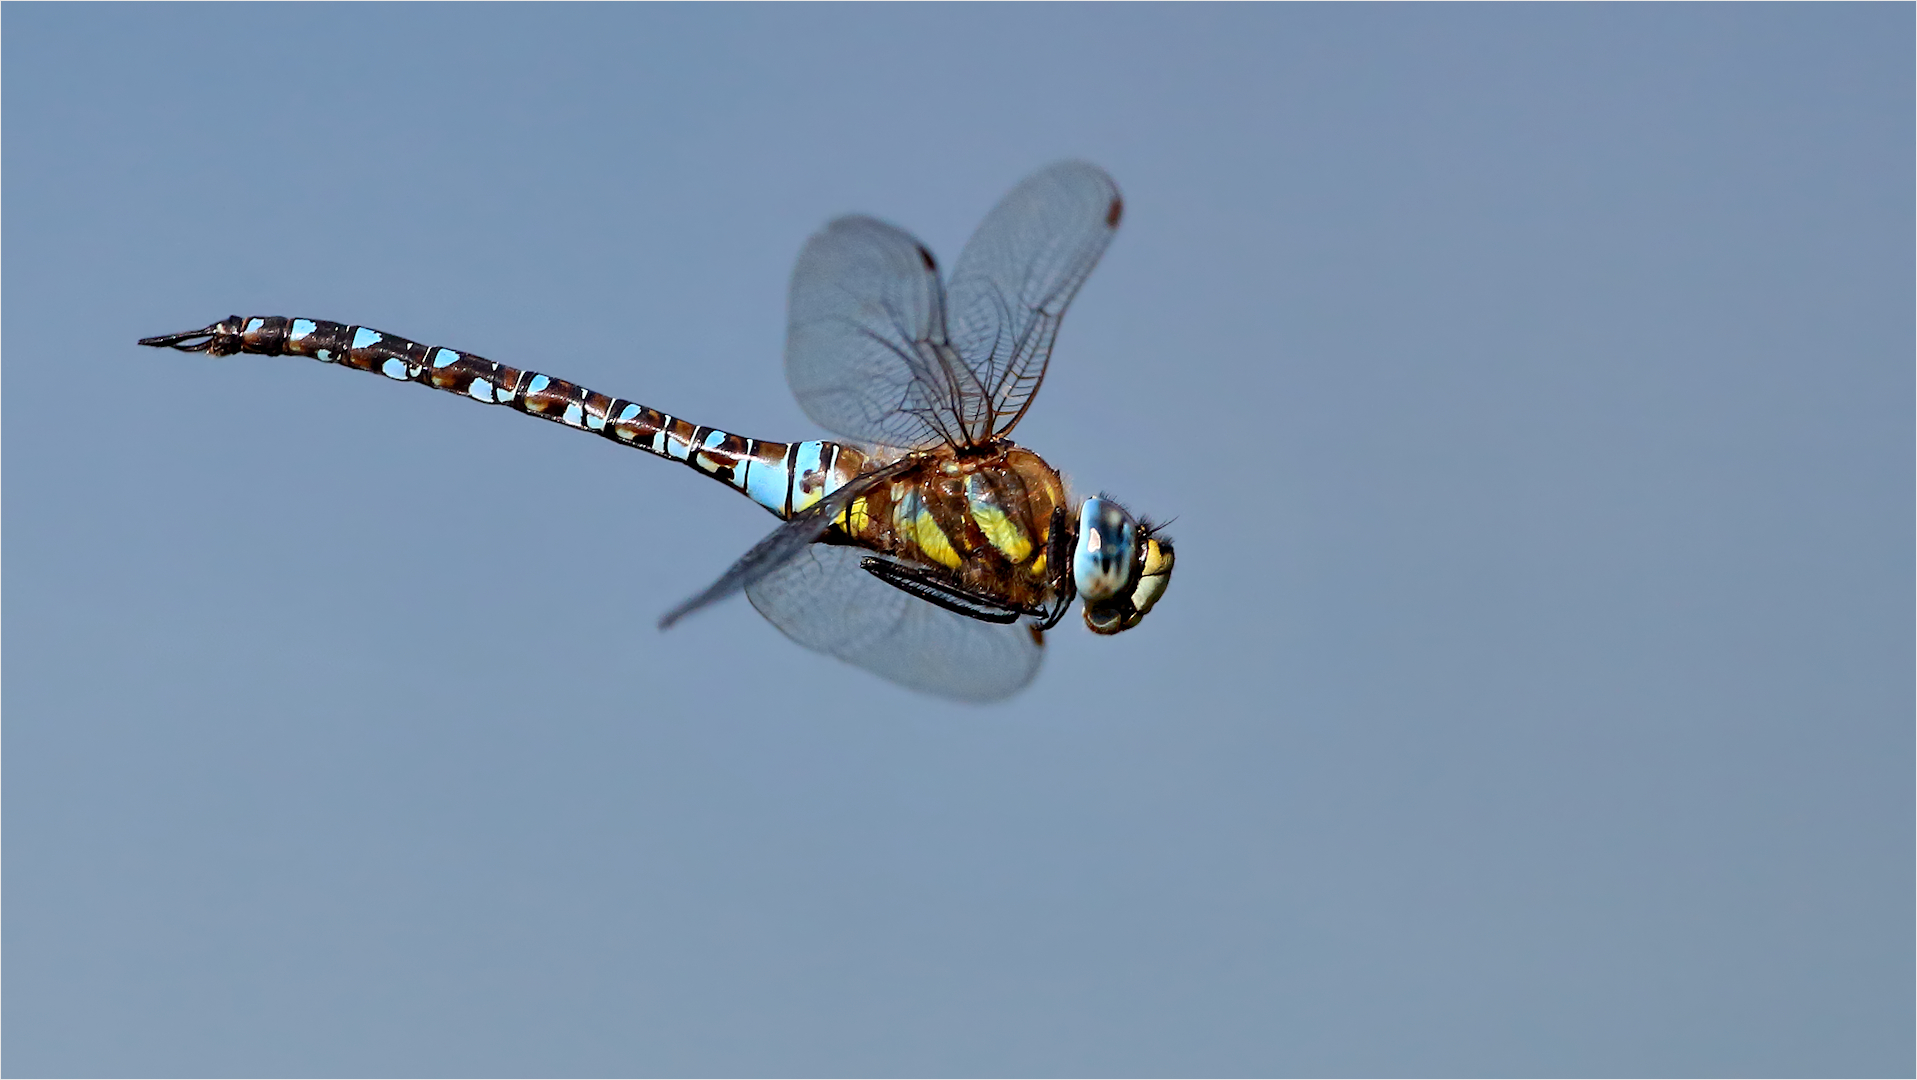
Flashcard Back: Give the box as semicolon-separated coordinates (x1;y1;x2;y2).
1141;538;1172;578
1129;538;1174;619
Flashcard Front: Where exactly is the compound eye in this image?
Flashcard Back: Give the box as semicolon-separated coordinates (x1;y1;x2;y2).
1073;498;1138;602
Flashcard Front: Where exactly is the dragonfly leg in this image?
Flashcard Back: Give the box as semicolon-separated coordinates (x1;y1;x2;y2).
858;557;1033;625
1034;504;1078;631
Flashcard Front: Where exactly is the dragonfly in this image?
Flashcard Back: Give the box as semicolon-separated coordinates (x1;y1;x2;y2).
140;161;1173;702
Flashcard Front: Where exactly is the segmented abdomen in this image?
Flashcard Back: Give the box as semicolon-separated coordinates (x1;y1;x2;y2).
201;316;867;519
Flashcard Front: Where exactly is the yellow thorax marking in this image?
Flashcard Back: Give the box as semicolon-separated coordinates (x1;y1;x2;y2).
914;510;963;569
965;475;1033;563
836;496;872;535
890;486;962;570
967;502;1032;563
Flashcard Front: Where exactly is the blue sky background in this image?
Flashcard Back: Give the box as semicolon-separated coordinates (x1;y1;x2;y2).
5;5;1910;1076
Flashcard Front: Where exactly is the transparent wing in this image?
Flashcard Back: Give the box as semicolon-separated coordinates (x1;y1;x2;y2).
746;545;1045;703
945;160;1123;439
785;216;985;450
657;459;915;629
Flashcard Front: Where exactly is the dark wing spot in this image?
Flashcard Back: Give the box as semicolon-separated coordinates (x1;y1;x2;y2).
1105;195;1124;228
917;245;937;272
1028;624;1046;646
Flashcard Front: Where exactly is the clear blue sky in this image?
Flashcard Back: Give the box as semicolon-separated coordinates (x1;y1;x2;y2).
6;5;1910;1075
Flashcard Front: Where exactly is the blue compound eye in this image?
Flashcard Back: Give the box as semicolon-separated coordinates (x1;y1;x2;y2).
1073;497;1139;603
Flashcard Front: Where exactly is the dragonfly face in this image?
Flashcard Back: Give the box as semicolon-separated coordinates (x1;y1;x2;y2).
138;161;1176;701
1074;496;1176;635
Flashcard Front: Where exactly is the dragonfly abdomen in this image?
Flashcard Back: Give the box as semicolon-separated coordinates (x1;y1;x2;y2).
141;315;866;519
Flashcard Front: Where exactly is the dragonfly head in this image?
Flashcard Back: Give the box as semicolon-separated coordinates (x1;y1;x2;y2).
1073;496;1175;635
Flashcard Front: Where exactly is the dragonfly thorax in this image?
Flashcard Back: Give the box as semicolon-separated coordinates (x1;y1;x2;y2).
830;444;1069;611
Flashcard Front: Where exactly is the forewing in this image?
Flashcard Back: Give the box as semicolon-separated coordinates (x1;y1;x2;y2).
785;216;987;449
656;459;914;629
945;161;1123;439
746;545;1044;703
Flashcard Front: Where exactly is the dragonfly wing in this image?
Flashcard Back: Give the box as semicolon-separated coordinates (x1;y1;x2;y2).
786;215;987;449
657;458;915;629
945;161;1123;439
746;543;1044;703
